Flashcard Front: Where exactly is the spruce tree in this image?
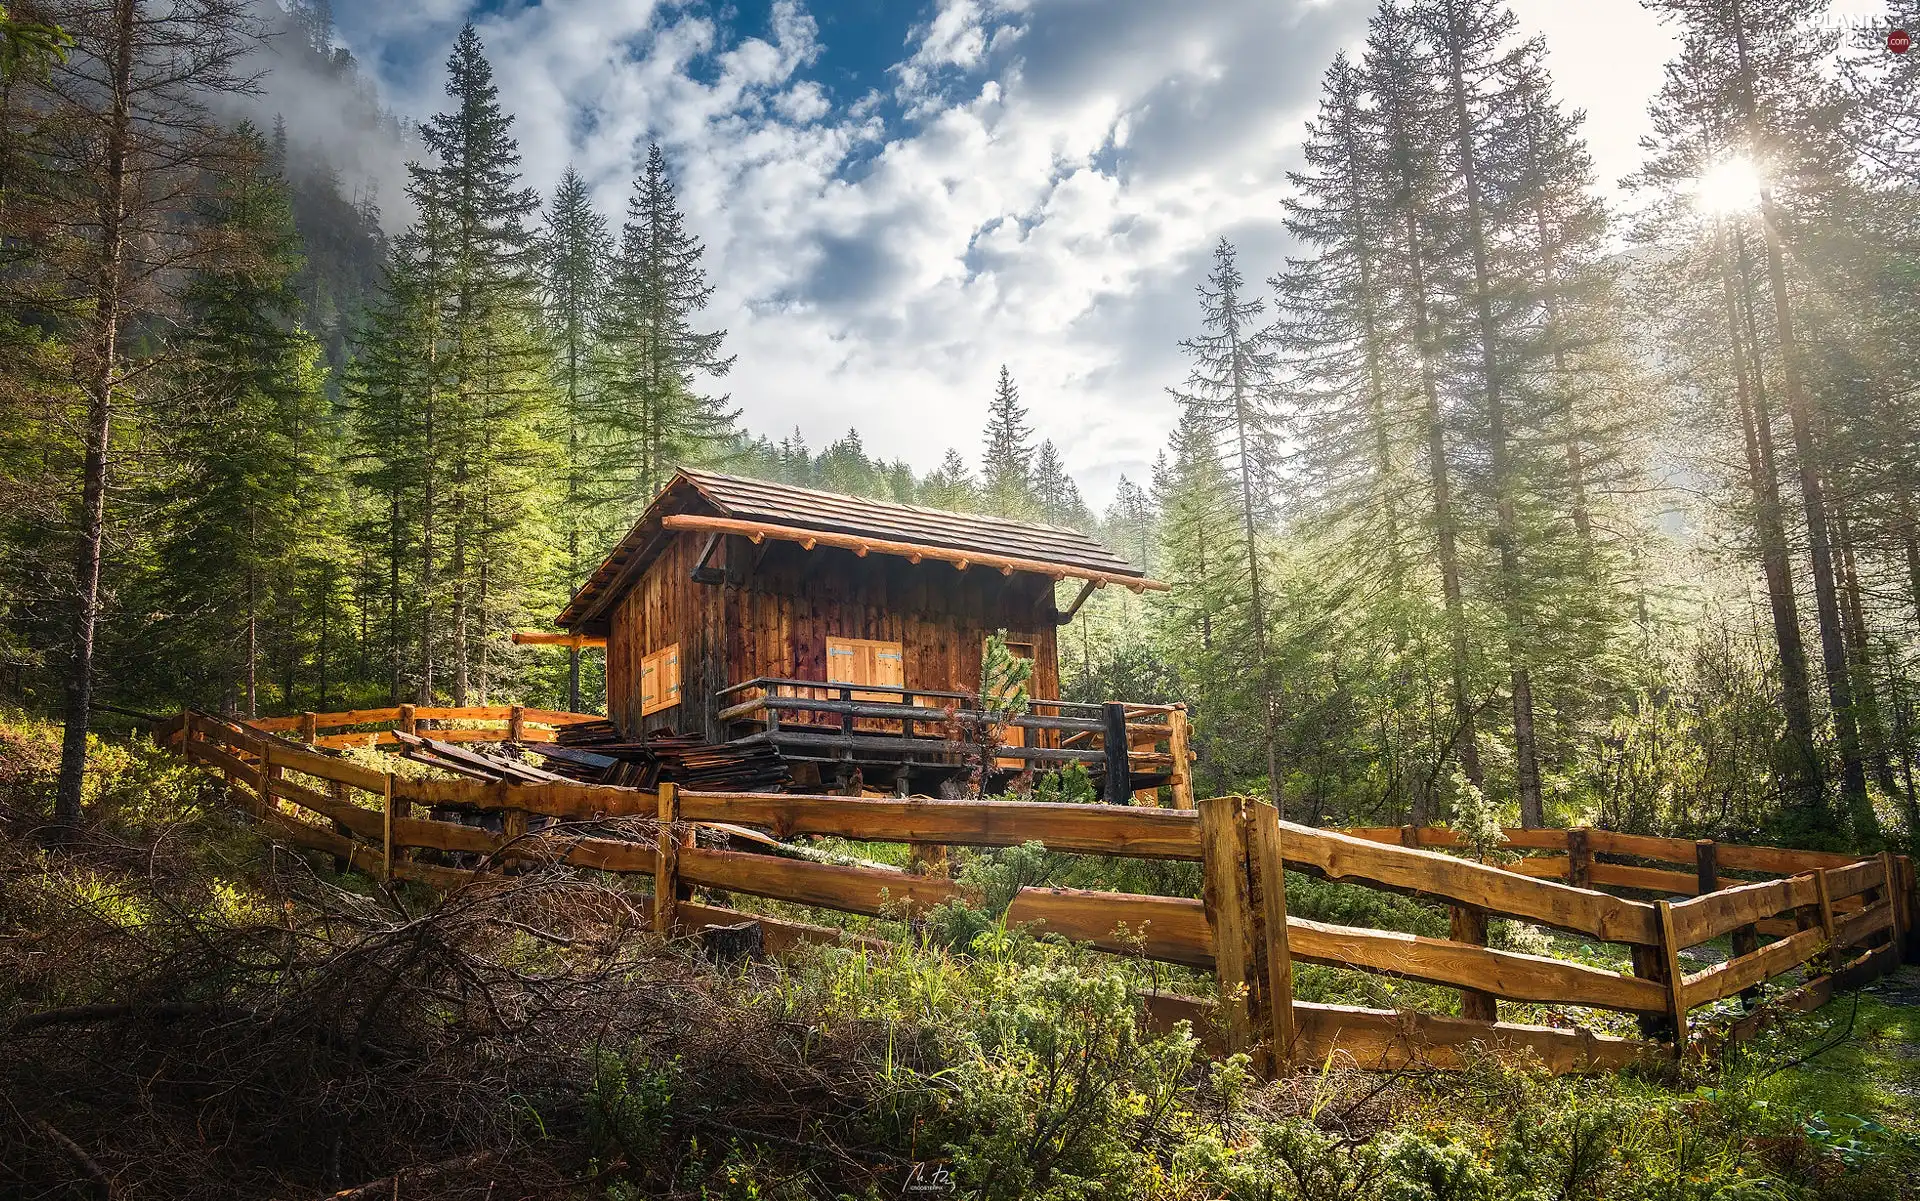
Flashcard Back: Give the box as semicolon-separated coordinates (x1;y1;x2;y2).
406;24;555;704
1168;238;1284;805
980;365;1037;518
920;448;979;512
598;142;736;515
1031;440;1092;529
540;164;612;711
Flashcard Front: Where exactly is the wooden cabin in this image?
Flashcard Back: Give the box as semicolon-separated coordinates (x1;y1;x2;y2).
554;469;1176;796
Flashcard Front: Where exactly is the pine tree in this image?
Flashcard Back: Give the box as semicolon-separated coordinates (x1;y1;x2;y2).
1168;238;1284;805
597;142;736;515
980;365;1037;518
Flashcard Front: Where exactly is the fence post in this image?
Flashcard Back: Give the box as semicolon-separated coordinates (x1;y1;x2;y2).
1197;795;1255;1059
508;704;526;743
1168;706;1194;809
1246;800;1295;1069
1655;900;1688;1056
1451;904;1499;1023
654;783;682;934
1813;867;1838;971
300;711;318;745
398;703;416;736
1566;827;1592;889
381;774;394;883
1693;839;1717;896
1896;855;1917;962
1102;703;1130;804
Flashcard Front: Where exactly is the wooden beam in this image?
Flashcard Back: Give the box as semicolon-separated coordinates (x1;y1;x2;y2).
511;631;608;649
659;513;1168;591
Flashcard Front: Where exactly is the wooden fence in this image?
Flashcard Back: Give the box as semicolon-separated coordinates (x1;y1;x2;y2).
158;708;1916;1078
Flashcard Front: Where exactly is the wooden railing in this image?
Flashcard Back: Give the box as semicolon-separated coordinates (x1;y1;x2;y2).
157;709;1914;1078
716;677;1192;803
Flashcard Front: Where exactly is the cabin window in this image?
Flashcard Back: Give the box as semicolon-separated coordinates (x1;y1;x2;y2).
826;636;905;700
640;642;681;716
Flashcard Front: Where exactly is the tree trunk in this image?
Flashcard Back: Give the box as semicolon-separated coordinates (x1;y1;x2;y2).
1720;227;1821;807
1729;0;1873;837
54;0;137;828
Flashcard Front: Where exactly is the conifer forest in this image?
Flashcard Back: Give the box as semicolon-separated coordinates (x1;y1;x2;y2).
7;3;1920;1199
0;0;1916;856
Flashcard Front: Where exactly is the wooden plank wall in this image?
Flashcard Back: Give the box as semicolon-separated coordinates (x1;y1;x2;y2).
611;534;1062;741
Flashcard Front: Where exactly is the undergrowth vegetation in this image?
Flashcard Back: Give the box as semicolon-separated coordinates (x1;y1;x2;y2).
2;715;1916;1200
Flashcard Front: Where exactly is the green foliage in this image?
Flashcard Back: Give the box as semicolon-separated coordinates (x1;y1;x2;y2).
585;1047;676;1166
1032;762;1096;805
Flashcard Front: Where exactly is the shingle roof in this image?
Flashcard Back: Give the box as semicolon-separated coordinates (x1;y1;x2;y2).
556;468;1148;629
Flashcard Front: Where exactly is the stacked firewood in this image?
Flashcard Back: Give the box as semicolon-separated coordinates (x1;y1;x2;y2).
540;723;789;792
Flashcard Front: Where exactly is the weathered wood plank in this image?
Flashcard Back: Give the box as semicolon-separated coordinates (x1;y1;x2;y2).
1680;924;1827;1007
678;845;967;916
1667;873;1821;948
1289;1001;1655;1074
1587;862;1701;896
1506;856;1570;880
678;791;1202;859
1824;858;1885;903
1005;888;1213;967
391;778;654;818
1832;899;1892;953
1278;821;1663;945
1286;918;1669;1014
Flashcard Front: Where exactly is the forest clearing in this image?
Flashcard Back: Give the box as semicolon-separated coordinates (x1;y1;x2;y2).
5;0;1920;1196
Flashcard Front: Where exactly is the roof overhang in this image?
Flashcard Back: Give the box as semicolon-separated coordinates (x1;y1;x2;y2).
554;468;1162;632
659;514;1168;592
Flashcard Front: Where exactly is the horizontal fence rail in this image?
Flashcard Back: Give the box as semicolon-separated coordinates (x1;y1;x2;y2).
159;708;1916;1078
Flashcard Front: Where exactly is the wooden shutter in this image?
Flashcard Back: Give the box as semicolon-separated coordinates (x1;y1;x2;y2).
639;652;661;715
639;642;682;717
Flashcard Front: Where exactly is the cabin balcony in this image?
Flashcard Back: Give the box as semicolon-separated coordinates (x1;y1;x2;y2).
714;676;1191;802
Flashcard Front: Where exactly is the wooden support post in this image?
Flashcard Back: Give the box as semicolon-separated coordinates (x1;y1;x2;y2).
1813;867;1837;971
1167;706;1194;810
1197;796;1255;1057
1876;852;1902;954
1399;825;1420;849
1247;800;1295;1069
508;704;526;743
1694;839;1718;897
1897;855;1917;962
398;703;416;736
1566;827;1593;890
381;774;394;882
1102;703;1130;804
300;711;318;745
654;783;682;934
1656;900;1688;1056
1450;904;1499;1023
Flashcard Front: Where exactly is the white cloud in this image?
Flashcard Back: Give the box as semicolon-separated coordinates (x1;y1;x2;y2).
335;0;1776;505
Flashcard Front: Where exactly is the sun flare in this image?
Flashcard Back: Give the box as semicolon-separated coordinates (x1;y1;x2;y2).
1693;156;1762;216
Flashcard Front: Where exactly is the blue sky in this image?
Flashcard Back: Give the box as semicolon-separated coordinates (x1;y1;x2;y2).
315;0;1887;506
